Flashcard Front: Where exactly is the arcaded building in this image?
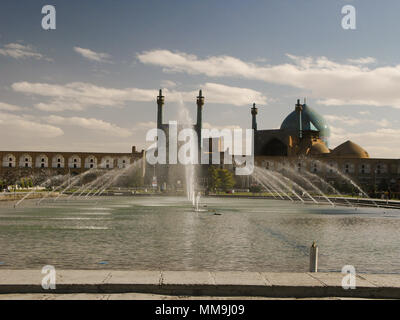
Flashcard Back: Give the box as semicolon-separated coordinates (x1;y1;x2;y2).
0;146;145;184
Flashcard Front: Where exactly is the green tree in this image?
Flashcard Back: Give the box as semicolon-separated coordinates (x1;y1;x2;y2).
208;166;221;192
218;168;235;192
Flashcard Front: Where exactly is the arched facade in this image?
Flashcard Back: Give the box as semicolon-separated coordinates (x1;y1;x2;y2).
3;154;16;168
261;138;288;156
19;154;32;168
85;155;98;169
35;154;49;168
68;155;81;169
117;156;130;169
52;154;65;168
100;156;114;169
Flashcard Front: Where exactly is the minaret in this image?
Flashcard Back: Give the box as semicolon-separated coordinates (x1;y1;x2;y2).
157;89;164;130
295;99;303;139
251;103;258;131
196;90;205;162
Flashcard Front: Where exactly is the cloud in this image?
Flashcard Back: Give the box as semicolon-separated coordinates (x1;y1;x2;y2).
46;115;132;137
0;112;63;138
325;114;392;128
0;43;51;61
0;102;23;111
12;81;266;111
347;57;376;65
74;47;112;63
161;80;178;88
138;49;400;109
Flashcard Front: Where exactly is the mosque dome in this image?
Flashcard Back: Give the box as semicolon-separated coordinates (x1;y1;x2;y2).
280;103;330;144
309;141;330;155
331;140;369;158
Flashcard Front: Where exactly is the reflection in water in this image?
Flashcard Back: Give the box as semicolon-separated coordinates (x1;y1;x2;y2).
0;196;398;273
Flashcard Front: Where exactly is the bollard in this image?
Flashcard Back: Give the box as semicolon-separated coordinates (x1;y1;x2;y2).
309;241;318;272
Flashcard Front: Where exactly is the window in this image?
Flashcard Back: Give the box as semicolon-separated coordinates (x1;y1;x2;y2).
57;164;61;168
74;159;77;163
58;158;61;163
25;158;28;162
41;158;45;162
9;157;12;161
90;164;93;168
74;164;77;168
25;163;28;168
90;159;94;163
41;163;45;168
9;163;12;168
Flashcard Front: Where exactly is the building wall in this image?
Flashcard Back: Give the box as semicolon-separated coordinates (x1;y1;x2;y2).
0;148;145;183
254;156;400;189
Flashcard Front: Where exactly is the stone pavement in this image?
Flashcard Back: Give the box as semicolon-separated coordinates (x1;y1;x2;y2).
0;270;399;299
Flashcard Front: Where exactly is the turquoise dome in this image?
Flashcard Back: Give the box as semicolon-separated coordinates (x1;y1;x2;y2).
280;104;330;144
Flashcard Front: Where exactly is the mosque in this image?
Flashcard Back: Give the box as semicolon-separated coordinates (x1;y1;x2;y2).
0;90;399;196
251;99;400;196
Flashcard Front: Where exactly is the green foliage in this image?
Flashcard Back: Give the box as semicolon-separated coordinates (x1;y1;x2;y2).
218;168;235;192
208;166;221;191
249;184;262;193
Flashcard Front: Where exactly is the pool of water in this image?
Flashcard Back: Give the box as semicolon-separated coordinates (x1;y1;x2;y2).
0;196;399;273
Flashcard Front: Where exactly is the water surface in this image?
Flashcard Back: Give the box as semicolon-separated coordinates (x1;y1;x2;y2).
0;196;399;273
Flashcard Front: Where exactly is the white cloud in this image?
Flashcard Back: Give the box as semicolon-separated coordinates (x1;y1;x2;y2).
0;102;23;111
138;49;400;109
325;114;392;128
347;57;376;65
12;81;266;111
0;43;51;61
161;80;178;88
74;47;112;63
46;115;132;137
0;112;63;138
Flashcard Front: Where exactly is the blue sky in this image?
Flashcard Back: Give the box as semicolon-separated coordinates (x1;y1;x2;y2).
0;0;399;157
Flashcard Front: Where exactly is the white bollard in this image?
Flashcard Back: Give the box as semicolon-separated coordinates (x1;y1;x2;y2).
309;241;318;272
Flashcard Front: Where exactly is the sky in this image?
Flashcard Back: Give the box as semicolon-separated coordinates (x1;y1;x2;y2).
0;0;399;158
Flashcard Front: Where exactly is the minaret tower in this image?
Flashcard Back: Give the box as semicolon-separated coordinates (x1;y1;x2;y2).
251;103;258;131
157;89;164;130
295;99;303;139
196;89;205;159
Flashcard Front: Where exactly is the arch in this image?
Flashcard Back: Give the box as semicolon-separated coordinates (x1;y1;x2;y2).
19;154;32;168
261;138;287;156
326;161;338;174
52;154;65;168
375;163;387;174
310;161;320;173
359;163;371;174
2;154;16;168
343;162;355;174
100;156;114;169
36;154;49;168
117;156;130;169
84;155;98;169
68;155;81;169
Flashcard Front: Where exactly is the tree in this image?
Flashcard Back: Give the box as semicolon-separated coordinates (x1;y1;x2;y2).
208;166;221;191
218;168;235;192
